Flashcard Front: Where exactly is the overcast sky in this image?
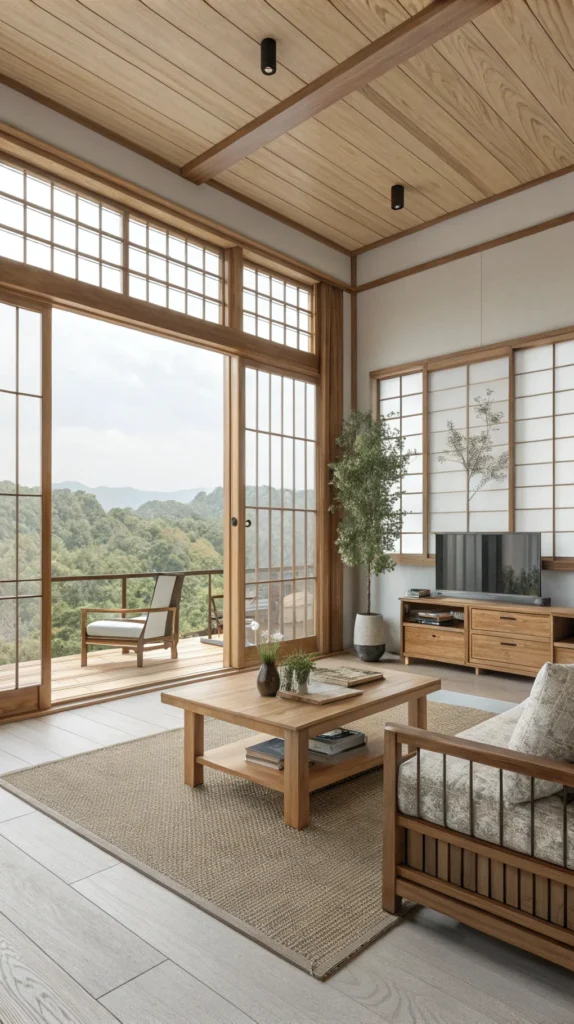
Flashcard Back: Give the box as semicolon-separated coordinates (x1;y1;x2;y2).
52;310;224;492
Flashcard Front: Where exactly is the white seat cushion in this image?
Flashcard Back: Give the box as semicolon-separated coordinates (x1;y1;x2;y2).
86;618;144;639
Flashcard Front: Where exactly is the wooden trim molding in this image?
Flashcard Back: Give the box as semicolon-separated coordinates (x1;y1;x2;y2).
182;0;500;184
316;283;344;654
357;212;574;293
0;257;319;378
370;325;574;380
352;163;574;258
0;121;351;290
350;254;358;410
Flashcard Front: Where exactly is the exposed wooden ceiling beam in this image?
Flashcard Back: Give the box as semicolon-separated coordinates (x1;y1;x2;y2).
181;0;501;185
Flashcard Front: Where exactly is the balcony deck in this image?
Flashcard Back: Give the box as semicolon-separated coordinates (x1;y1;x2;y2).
0;636;224;704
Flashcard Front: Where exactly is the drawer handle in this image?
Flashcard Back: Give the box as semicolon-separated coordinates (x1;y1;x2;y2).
501;641;517;647
500;616;516;621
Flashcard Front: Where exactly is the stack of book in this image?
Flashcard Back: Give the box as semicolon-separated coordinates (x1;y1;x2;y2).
245;728;367;770
245;738;288;770
308;728;366;763
410;610;454;627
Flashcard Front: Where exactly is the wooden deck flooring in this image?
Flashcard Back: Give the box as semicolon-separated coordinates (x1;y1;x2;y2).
0;637;224;704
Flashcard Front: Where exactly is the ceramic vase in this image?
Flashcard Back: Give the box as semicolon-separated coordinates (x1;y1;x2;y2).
354;612;386;662
256;662;280;696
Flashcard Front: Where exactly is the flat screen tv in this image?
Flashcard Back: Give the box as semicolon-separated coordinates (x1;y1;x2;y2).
435;533;541;598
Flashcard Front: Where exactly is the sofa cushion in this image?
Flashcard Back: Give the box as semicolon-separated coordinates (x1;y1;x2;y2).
398;701;574;868
86;618;144;639
506;662;574;804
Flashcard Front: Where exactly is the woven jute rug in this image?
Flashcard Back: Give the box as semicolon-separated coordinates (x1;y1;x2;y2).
0;701;491;978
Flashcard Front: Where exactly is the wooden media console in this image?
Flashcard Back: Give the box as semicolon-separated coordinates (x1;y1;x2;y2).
400;596;574;677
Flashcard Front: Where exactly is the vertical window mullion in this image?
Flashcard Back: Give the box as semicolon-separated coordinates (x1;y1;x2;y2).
422;365;429;560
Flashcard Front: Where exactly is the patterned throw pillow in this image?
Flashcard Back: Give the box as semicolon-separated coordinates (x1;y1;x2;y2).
505;662;574;805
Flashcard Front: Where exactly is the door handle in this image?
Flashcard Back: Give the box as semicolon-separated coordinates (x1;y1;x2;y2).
245;519;252;528
231;517;238;527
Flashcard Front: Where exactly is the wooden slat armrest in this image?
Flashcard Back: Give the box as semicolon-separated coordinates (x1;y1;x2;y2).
384;724;574;787
82;606;177;615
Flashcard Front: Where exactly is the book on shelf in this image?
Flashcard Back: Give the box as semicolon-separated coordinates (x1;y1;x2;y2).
415;610;453;621
245;755;285;771
245;738;285;764
308;728;366;755
245;731;368;769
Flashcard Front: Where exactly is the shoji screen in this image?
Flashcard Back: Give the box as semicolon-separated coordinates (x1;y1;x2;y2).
428;357;509;554
515;341;574;557
379;371;423;554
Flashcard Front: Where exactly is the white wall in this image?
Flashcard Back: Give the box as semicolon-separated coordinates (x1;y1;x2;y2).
357;190;574;651
358;169;574;285
0;85;351;284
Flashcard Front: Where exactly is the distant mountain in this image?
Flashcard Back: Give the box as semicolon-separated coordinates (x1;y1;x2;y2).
53;481;206;512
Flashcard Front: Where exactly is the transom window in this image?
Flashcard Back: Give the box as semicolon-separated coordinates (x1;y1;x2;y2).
242;266;313;351
0;160;123;292
128;218;223;322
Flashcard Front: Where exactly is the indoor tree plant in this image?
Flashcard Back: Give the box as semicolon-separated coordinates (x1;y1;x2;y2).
330;409;411;661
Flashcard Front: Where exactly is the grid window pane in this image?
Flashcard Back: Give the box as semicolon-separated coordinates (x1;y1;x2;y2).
243;265;313;351
128;217;222;323
429;358;510;541
379;371;424;555
245;369;316;643
0;159;123;293
0;302;43;690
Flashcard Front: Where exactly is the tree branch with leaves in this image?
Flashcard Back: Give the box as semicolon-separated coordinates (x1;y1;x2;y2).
329;410;411;614
438;390;508;500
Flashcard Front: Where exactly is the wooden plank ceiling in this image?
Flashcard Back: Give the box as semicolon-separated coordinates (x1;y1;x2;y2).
0;0;573;253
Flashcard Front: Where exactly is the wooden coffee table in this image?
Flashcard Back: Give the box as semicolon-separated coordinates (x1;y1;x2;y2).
161;663;441;829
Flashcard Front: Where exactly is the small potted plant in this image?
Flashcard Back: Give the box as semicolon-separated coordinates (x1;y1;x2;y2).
250;621;283;696
329;410;411;661
281;650;315;692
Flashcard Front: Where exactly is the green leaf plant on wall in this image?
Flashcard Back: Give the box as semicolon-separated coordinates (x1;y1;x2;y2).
329;410;411;615
438;390;509;502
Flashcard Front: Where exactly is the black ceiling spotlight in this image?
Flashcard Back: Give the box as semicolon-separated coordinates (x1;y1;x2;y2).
391;184;405;210
261;38;277;75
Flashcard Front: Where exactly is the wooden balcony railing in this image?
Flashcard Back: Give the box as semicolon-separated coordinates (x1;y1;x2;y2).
51;569;224;639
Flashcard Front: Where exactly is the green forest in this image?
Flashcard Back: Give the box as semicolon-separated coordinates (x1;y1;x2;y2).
0;483;224;665
0;481;313;665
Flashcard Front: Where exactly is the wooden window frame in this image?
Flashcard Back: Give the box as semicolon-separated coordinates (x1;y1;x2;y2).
126;211;224;324
371;324;574;572
0;157;125;293
242;261;315;354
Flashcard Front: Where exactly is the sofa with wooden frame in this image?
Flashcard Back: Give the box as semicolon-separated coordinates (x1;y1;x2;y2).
81;573;184;669
382;704;574;972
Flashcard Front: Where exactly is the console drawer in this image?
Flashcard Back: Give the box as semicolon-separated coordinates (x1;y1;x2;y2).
470;633;548;674
470;607;550;640
404;624;465;663
554;647;574;665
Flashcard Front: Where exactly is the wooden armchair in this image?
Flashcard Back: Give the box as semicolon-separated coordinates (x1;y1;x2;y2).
81;573;184;669
383;722;574;973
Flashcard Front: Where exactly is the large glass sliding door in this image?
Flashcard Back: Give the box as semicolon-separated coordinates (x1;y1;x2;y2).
235;363;317;663
0;297;50;715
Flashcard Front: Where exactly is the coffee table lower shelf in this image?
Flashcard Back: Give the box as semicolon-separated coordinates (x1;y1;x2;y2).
198;733;387;793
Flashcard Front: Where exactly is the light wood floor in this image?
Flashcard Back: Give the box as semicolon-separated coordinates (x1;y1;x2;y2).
0;670;572;1021
0;636;224;703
